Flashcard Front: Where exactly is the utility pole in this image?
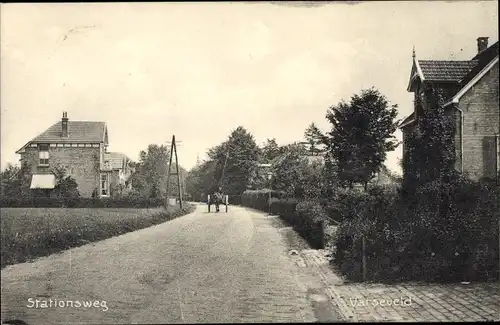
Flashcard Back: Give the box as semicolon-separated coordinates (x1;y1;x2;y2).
220;142;230;189
165;135;183;210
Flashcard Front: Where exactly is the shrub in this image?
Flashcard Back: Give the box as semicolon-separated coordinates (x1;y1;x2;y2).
333;179;499;283
323;187;369;223
270;197;298;219
54;176;80;198
295;200;328;249
332;186;401;281
241;189;285;211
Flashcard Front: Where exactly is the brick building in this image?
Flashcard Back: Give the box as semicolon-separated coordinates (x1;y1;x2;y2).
15;112;133;197
400;37;499;180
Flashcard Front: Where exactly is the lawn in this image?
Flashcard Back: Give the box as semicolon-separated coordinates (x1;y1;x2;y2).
0;205;194;269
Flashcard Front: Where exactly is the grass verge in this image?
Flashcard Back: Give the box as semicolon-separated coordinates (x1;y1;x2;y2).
0;204;195;269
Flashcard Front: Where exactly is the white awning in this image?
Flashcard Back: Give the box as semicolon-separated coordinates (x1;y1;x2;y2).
30;174;56;189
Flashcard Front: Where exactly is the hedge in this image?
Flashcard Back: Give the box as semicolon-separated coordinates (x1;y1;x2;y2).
333;178;499;283
294;201;327;249
241;190;327;249
241;189;286;211
0;196;166;208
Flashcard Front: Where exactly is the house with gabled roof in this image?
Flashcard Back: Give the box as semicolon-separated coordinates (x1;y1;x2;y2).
15;112;132;197
401;36;499;180
104;151;134;193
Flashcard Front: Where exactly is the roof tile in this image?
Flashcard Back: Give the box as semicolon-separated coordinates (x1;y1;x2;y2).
31;121;106;143
418;60;478;82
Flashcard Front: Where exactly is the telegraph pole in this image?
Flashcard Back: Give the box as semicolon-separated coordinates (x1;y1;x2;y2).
165;135;183;210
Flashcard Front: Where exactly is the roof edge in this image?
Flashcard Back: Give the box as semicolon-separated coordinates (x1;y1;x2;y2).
15;141;31;154
407;58;425;92
399;118;416;129
445;56;499;106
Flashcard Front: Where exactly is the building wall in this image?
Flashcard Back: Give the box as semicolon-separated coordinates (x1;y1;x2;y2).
459;61;499;180
20;145;101;197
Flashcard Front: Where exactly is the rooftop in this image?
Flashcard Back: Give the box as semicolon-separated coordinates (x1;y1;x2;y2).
104;152;131;170
30;121;106;143
417;60;478;82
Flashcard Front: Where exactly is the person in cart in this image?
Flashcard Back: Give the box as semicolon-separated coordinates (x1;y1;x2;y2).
212;187;223;212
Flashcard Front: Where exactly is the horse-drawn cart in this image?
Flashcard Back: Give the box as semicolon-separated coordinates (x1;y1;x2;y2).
207;191;229;213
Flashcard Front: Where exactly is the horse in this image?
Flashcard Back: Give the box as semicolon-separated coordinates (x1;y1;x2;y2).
209;191;223;212
207;187;229;213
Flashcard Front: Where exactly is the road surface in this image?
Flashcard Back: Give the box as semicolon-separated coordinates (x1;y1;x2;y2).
1;203;341;324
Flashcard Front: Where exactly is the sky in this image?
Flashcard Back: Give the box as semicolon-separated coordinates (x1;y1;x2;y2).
1;1;498;174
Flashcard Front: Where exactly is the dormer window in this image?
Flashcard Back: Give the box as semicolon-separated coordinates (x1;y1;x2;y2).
38;144;49;166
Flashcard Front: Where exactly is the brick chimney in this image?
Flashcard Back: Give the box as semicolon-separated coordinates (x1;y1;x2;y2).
477;37;489;54
61;111;69;137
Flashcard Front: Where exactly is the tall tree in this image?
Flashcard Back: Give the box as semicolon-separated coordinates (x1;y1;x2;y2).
0;163;31;197
208;126;260;195
260;138;281;163
304;123;326;156
129;144;187;198
270;143;309;197
325;88;400;189
185;160;216;202
323;149;340;196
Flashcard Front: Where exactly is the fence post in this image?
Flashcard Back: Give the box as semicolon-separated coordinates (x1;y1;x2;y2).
362;235;367;282
321;220;326;249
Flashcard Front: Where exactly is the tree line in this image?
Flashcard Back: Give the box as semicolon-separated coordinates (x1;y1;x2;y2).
185;87;401;201
2;87;403;200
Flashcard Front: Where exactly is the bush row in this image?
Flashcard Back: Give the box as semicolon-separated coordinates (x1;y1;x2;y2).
241;189;285;211
333;179;499;283
0;196;166;208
